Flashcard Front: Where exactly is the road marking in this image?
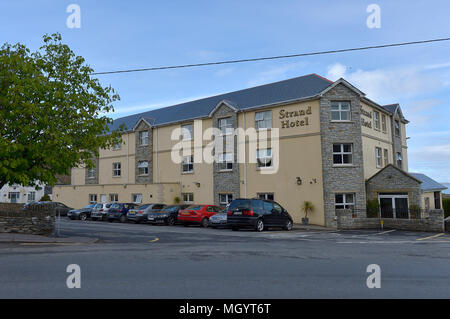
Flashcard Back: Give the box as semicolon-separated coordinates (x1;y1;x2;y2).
417;233;444;241
148;237;159;243
19;242;83;246
374;230;396;235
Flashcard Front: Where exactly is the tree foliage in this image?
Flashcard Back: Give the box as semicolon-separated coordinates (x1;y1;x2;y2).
0;33;123;190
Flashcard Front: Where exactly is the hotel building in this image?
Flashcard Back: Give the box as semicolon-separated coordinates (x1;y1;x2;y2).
54;74;447;227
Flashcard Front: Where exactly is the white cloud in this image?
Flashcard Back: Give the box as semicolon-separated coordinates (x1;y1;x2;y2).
326;63;347;81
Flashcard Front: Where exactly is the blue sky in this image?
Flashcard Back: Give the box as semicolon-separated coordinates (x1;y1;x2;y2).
1;0;450;186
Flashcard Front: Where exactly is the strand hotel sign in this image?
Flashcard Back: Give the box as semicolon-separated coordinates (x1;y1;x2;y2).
279;106;312;129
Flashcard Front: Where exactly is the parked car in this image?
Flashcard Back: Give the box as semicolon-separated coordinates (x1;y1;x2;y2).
91;203;113;221
227;198;293;232
67;204;96;221
107;203;139;223
126;203;167;224
178;204;222;227
208;209;228;228
147;204;190;225
23;201;73;216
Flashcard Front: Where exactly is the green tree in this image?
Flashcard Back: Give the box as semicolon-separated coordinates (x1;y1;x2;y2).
0;33;123;190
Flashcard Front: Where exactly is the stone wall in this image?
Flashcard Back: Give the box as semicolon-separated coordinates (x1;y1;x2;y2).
135;120;153;184
337;209;444;232
0;203;55;235
319;83;367;227
211;103;240;206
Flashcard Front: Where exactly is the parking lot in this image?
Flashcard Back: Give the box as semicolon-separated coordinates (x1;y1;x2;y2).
0;219;449;298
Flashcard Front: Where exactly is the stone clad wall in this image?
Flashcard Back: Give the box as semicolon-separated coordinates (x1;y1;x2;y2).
336;209;444;232
212;103;240;206
319;84;367;227
0;203;55;235
135;121;153;184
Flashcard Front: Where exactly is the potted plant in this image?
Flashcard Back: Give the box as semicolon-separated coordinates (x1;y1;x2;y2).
174;196;181;204
301;201;314;225
366;199;380;218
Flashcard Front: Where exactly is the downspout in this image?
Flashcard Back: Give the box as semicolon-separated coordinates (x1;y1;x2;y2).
126;133;129;184
155;127;158;183
243;111;247;198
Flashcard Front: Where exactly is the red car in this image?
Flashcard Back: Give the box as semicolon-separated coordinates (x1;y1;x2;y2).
177;204;222;227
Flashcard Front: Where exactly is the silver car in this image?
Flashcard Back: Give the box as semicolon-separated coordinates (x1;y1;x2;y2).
127;203;167;224
91;203;112;221
209;210;228;228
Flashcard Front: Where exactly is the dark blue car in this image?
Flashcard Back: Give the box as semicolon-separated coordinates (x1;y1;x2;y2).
107;203;138;223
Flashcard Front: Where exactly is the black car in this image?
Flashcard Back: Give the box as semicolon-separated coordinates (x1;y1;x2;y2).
126;203;167;224
147;204;190;225
107;203;139;223
67;204;96;220
227;198;293;232
23;201;73;216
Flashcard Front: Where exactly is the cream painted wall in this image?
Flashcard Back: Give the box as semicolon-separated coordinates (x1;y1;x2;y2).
72;167;86;186
238;99;325;225
53;183;180;209
98;155;135;185
362;137;393;179
421;191;443;210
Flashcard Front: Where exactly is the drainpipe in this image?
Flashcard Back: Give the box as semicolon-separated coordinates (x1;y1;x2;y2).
243;112;247;198
155;127;158;183
126;133;129;184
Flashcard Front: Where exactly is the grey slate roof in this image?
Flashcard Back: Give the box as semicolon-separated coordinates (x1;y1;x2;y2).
409;173;448;191
381;103;399;114
108;73;333;131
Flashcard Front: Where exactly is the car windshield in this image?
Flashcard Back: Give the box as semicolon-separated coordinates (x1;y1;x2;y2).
94;204;103;209
85;204;96;208
228;200;251;210
161;205;178;213
111;203;120;209
187;205;203;211
137;204;151;210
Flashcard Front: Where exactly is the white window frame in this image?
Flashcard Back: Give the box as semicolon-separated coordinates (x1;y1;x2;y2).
113;162;121;177
87;167;95;179
181;124;193;141
331;101;351;122
218;153;233;171
396;152;403;169
255;111;272;130
138;160;149;176
27;191;36;202
394;120;401;137
183;193;194;204
219;193;233;205
381;114;387;132
113;140;122;150
139;131;149;146
257;193;274;201
219;117;233;136
89;194;97;204
332;144;353;165
376;147;382;168
182;155;194;173
373;111;380;130
132;193;143;204
257;149;273;168
109;194;119;203
335;193;355;210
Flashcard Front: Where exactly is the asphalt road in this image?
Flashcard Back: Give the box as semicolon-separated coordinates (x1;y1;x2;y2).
0;219;449;298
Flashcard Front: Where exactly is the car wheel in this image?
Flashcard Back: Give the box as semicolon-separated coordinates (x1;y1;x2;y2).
91;217;97;221
183;223;188;227
232;227;239;231
255;219;264;232
102;215;107;221
119;215;126;223
284;220;293;231
108;219;113;223
167;216;175;226
79;213;87;221
200;218;209;228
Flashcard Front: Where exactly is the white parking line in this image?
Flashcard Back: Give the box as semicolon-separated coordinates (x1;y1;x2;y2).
373;230;396;235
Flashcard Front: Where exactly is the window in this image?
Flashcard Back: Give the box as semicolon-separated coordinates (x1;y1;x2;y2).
381;114;387;132
109;194;119;202
219;194;233;206
87;168;95;179
375;147;382;168
335;193;355;210
255;111;272;129
113;162;121;177
183;193;194;204
139;131;149;146
113;140;122;150
332;144;353;165
434;192;441;210
27;191;36;202
384;149;389;166
396;152;403;169
132;194;143;204
219;117;233;135
331;101;351;121
394;120;401;136
373;111;380;130
218;153;233;171
8;192;20;203
181;124;193;140
138;160;149;176
89;194;97;204
257;149;272;168
182;155;194;173
258;193;274;201
425;197;430;210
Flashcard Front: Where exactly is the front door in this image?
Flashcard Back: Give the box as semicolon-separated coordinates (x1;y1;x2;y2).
378;193;409;219
100;194;107;203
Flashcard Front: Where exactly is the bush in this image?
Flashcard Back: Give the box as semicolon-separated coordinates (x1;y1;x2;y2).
409;204;421;219
39;194;51;202
366;199;379;218
443;198;450;218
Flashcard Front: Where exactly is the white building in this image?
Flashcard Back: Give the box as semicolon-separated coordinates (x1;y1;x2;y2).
0;184;48;204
